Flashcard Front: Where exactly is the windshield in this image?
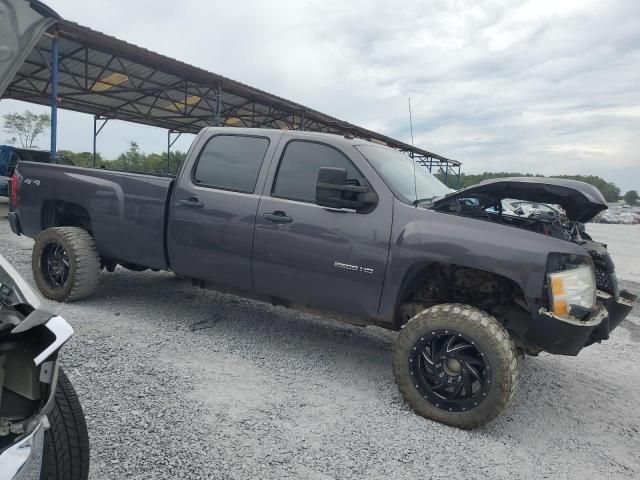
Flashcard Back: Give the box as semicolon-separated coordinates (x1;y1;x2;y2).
356;144;452;204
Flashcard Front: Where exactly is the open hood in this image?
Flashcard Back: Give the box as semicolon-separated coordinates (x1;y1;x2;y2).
432;177;608;222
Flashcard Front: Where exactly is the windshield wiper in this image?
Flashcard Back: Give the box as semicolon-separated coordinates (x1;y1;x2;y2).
412;197;433;206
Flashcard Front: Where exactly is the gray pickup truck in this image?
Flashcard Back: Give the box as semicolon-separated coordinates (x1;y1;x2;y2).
8;127;635;428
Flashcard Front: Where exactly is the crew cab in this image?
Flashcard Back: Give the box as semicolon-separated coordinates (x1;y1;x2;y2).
8;127;636;428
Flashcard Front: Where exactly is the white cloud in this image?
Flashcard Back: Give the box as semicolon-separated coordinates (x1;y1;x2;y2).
1;0;638;190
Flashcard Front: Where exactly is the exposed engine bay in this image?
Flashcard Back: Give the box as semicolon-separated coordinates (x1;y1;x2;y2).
429;177;608;240
431;194;585;242
427;177;618;298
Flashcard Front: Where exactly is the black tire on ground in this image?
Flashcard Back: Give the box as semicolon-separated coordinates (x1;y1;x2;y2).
41;369;90;480
32;227;100;301
392;303;519;429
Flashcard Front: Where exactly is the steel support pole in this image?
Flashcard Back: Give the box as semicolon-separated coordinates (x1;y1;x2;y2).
444;164;449;186
214;86;222;126
456;166;461;189
92;115;97;167
166;130;182;174
92;116;109;168
50;36;59;159
299;111;305;131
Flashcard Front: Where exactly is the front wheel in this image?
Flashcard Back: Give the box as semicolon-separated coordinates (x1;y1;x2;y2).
392;304;519;429
41;369;90;480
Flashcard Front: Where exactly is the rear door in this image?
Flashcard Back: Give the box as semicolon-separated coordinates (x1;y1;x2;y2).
167;130;281;291
252;137;393;320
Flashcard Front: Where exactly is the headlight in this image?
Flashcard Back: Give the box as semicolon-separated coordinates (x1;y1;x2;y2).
548;264;596;317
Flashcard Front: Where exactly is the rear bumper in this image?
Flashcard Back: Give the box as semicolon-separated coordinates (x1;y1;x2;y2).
526;290;636;355
0;420;45;480
8;211;21;235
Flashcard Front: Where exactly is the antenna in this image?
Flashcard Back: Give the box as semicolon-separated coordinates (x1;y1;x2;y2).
408;97;415;147
409;97;418;205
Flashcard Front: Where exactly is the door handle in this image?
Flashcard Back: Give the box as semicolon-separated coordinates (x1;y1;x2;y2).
263;211;292;223
179;197;204;208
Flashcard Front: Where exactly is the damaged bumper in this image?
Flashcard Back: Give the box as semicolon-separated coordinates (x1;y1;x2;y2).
527;290;636;355
0;313;72;480
0;315;72;479
0;420;46;480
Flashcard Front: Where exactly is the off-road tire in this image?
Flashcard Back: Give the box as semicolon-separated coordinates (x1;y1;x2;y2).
41;369;90;480
32;227;100;301
392;303;519;429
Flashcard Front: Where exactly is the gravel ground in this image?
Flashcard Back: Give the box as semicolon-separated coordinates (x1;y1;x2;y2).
1;211;639;479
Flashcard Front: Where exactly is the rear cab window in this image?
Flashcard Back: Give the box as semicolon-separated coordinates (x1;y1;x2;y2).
272;140;367;203
192;135;270;193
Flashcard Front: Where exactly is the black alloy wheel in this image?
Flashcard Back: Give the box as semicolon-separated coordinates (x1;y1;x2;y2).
392;304;519;428
32;227;101;302
409;329;491;413
41;242;71;289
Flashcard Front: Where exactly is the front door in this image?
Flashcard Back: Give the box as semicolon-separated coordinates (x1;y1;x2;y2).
167;132;278;291
252;139;392;320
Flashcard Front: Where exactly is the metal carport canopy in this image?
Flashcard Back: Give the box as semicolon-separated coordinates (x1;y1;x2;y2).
3;18;460;168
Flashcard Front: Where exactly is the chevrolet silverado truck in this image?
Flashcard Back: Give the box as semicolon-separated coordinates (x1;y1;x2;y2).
7;127;636;428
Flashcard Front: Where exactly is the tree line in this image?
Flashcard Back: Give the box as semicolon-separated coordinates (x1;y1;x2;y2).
58;141;187;176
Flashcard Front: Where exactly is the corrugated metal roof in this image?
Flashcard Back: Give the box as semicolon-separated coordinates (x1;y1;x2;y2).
3;19;460;166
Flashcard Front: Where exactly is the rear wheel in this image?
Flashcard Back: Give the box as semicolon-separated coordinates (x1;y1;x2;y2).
32;227;100;301
41;369;90;480
392;303;519;429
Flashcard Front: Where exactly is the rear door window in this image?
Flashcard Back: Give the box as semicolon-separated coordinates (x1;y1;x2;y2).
193;135;270;193
272;140;365;203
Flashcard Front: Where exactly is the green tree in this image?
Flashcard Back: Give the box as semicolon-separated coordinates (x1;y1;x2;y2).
57;150;106;167
115;141;144;171
2;111;50;148
624;190;638;206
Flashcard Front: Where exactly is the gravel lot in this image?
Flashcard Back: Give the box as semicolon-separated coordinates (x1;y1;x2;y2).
1;203;639;479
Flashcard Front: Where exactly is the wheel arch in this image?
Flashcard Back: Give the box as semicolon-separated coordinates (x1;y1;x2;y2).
391;261;533;330
41;200;93;233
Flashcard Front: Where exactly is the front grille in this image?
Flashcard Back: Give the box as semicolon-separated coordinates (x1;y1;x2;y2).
590;247;618;296
595;267;617;295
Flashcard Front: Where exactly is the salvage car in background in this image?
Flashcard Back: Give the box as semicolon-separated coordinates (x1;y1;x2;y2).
0;254;89;479
8;127;636;428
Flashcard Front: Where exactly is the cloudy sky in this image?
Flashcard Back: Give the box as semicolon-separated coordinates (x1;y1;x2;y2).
1;0;638;190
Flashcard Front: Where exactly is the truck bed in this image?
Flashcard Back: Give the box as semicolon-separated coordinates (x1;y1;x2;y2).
14;162;174;270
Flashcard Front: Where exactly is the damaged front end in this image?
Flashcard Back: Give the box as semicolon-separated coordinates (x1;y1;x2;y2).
529;253;636;355
430;177;608;242
430;177;636;355
0;254;73;479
